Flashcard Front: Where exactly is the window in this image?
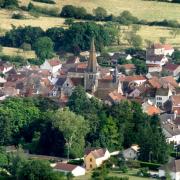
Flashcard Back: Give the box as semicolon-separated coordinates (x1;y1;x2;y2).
157;97;162;100
90;158;92;162
89;75;93;79
90;164;92;169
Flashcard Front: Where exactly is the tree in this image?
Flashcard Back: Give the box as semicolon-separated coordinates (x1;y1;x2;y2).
91;164;109;180
170;28;180;38
0;0;18;8
0;45;3;52
99;116;121;151
33;36;54;59
93;7;107;20
46;27;64;51
159;37;166;44
68;86;90;114
172;50;180;64
17;160;65;180
52;108;89;159
125;32;142;48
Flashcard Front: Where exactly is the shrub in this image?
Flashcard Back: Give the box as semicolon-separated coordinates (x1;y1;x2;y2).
139;161;161;171
20;43;32;51
32;0;56;4
28;3;59;17
11;12;25;19
137;167;150;177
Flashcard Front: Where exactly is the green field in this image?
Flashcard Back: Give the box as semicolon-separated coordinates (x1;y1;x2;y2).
74;169;152;180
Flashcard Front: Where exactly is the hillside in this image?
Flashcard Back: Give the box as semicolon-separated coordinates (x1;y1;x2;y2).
19;0;180;22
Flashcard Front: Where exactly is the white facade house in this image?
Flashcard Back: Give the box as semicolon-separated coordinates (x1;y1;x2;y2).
146;55;168;66
40;58;62;74
159;159;180;180
155;88;172;107
147;43;174;56
53;163;86;177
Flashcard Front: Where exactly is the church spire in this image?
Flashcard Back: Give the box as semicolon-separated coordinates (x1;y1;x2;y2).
88;38;97;73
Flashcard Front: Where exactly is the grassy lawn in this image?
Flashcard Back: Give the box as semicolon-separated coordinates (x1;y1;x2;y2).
74;169;153;180
19;0;180;22
2;47;36;59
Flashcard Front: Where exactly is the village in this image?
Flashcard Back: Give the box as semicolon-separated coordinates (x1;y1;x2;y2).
0;38;180;179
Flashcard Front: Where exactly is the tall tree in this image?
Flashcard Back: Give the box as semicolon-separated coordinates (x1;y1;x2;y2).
33;36;54;60
93;7;107;20
52;108;89;159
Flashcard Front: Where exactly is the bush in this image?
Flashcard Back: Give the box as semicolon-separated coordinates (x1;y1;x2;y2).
32;0;56;4
60;5;87;19
28;3;59;17
20;43;32;51
11;13;25;19
68;159;84;166
137;168;150;177
139;161;161;171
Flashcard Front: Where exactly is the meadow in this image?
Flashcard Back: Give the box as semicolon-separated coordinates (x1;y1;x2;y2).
19;0;180;22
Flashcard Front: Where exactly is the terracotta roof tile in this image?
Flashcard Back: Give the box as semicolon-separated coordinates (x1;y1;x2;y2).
164;64;179;71
120;75;146;82
119;64;135;69
54;163;77;171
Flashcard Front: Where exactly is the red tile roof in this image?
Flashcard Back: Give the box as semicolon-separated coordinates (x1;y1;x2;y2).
108;90;126;102
162;44;174;50
119;64;136;70
161;76;178;88
120;75;146;82
54;163;77;172
164;64;179;71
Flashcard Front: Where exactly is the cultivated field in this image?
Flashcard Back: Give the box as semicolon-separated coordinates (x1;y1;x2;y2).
19;0;180;22
0;9;65;33
2;47;36;59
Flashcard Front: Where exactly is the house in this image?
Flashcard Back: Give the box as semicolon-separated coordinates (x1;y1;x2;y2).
146;55;168;67
0;61;13;74
84;148;110;170
160;114;180;145
147;43;174;56
155;88;172;108
163;64;180;79
40;58;62;74
142;100;160;116
159;158;180;180
147;64;162;73
120;75;147;86
108;90;126;104
119;64;136;75
123;144;139;160
53;163;85;177
171;95;180;116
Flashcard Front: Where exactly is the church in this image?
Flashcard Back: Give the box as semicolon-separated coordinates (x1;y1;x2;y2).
53;39;123;103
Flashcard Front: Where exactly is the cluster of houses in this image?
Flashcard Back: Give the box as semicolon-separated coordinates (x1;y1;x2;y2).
0;40;180;178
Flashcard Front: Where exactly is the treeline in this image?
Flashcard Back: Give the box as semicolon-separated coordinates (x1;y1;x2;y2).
145;0;180;3
60;5;180;28
0;86;169;164
0;22;117;57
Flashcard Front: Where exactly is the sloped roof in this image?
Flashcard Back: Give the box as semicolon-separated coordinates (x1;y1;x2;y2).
119;64;136;70
156;88;169;96
164;64;179;71
119;75;146;82
85;148;107;159
54;163;78;172
108;90;126;102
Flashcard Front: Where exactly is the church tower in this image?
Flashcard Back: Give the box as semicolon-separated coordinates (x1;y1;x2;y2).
84;38;99;92
87;38;98;73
